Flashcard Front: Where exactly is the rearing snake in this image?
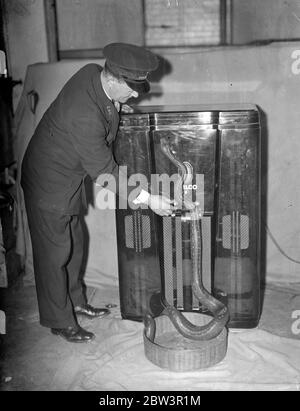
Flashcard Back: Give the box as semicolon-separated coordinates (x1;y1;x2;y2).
144;138;229;341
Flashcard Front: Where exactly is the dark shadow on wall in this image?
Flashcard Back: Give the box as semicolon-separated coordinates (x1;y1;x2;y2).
149;54;173;82
133;54;173;105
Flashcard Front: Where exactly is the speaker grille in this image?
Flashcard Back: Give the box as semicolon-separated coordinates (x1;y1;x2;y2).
125;212;151;251
222;212;249;251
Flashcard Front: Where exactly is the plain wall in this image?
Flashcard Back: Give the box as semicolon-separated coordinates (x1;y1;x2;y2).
56;0;144;51
232;0;300;44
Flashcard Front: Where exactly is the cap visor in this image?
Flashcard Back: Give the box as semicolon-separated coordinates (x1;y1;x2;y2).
125;79;150;94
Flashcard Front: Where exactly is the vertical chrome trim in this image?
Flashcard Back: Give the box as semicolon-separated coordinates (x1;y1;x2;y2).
163;217;174;305
175;216;184;309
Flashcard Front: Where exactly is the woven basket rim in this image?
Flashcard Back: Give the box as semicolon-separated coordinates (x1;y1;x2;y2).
143;312;228;371
144;312;228;352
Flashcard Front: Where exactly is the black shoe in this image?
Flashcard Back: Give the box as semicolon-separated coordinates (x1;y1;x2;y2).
51;325;95;343
74;304;110;319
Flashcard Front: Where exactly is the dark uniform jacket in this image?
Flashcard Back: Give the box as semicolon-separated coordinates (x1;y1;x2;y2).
21;64;125;215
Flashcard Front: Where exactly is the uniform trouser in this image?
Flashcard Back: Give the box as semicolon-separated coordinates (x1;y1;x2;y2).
24;202;86;328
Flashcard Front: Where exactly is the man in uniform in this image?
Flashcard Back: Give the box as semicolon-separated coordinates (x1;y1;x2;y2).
21;43;175;343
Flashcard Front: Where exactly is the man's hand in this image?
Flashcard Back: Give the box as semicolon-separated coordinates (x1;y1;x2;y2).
121;104;134;113
147;194;177;217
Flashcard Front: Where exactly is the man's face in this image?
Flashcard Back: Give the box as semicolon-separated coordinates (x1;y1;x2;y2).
111;79;139;103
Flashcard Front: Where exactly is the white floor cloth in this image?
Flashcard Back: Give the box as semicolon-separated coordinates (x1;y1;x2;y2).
46;283;300;391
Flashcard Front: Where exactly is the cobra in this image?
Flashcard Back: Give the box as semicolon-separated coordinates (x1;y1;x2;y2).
155;138;229;341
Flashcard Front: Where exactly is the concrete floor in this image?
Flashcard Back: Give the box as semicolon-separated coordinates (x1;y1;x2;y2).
0;276;119;391
0;277;65;390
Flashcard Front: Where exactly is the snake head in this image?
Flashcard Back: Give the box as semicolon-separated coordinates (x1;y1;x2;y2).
143;313;156;341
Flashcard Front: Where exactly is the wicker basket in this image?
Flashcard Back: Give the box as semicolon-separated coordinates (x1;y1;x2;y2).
143;312;228;372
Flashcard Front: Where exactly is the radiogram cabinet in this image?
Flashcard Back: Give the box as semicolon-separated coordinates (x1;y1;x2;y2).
114;105;261;328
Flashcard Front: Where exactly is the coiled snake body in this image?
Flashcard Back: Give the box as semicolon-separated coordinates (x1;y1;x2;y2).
145;138;229;342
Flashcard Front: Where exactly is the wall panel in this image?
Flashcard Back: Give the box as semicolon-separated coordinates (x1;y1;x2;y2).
56;0;144;55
